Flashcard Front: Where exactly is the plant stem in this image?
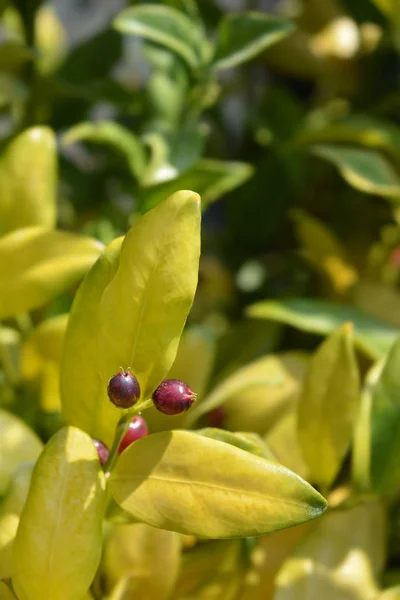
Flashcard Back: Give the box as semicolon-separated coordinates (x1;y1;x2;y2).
103;398;153;477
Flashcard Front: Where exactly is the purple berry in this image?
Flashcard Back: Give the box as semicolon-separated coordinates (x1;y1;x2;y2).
93;439;109;466
152;379;196;416
118;416;149;454
107;370;141;409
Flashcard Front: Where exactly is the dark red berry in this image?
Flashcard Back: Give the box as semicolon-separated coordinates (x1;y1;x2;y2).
152;379;196;416
118;416;149;454
107;370;141;409
93;439;109;466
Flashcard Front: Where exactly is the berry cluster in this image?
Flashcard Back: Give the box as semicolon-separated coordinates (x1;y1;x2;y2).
94;370;196;464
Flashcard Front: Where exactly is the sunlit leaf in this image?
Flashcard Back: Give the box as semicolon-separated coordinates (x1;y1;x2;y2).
0;410;42;496
13;427;106;600
0;227;103;320
62;191;201;446
298;324;360;489
109;430;327;538
0;127;57;236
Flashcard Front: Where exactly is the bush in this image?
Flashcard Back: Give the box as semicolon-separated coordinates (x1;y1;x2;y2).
0;1;399;599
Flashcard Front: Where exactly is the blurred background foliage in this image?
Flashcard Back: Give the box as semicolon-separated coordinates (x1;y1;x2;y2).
1;0;400;599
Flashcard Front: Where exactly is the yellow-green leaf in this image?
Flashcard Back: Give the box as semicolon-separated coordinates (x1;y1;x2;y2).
109;430;327;538
291;209;358;295
97;190;200;400
0;410;42;496
60;237;122;446
312;145;400;199
12;426;106;600
274;498;385;600
186;352;304;428
0;127;57;236
104;523;180;600
378;587;400;600
266;408;309;480
195;428;275;459
0;463;34;579
0;227;103;320
61;191;200;446
297;324;360;489
247;297;397;359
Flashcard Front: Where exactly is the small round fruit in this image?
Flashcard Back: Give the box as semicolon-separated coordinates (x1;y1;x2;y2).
93;439;109;466
107;370;141;409
152;379;196;416
118;416;149;454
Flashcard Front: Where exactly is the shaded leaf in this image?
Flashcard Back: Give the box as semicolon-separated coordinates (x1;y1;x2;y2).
104;523;180;600
297;324;360;489
0;227;103;320
0;127;57;236
139;159;253;213
110;430;327;538
113;5;205;70
274;498;385;600
291;209;358;294
13;427;106;600
312;145;400;199
247;298;397;359
62;121;146;180
213;12;295;71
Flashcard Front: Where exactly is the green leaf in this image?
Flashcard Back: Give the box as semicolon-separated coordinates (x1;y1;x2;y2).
113;5;205;71
0;227;103;320
312;145;400;199
365;336;400;493
297;324;360;489
378;587;400;600
62;121;146;180
246;298;397;359
266;408;309;480
0;127;57;236
61;191;200;445
103;523;181;600
12;426;106;600
186;353;305;428
0;410;43;496
109;430;327;538
0;41;33;72
274;498;385;600
138;159;254;213
213;12;295;71
195;428;275;459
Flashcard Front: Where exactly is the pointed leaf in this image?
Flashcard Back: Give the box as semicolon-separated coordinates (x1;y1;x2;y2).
61;191;200;446
298;324;360;488
12;427;106;600
247;297;397;359
104;523;180;600
213;12;295;71
62;121;146;180
113;5;205;70
109;430;327;538
312;145;400;199
0;127;57;236
0;227;103;320
0;410;42;496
